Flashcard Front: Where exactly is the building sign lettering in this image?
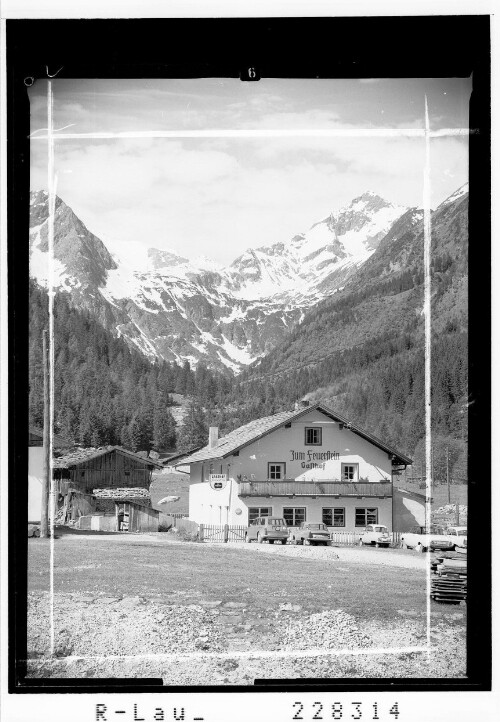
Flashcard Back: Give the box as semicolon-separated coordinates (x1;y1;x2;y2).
290;450;340;462
209;474;227;490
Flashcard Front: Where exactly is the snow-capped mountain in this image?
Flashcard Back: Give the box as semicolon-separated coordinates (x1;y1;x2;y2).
29;190;411;372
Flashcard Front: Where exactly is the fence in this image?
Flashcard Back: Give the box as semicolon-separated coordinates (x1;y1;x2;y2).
199;524;247;543
161;518;403;545
161;515;199;535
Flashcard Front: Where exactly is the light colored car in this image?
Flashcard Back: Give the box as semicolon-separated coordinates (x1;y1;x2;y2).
400;525;456;552
445;526;467;549
289;522;331;546
358;524;391;547
245;516;288;544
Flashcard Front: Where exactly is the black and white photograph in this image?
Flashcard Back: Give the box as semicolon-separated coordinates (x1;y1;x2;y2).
3;9;493;719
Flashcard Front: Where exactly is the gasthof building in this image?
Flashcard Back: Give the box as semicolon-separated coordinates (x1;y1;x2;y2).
179;402;423;532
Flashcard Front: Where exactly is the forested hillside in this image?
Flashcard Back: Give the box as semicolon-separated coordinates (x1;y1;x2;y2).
28;281;229;452
29;185;469;483
223;189;469;478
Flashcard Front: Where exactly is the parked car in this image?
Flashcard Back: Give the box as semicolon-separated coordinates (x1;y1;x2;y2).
289;522;331;546
358;524;391;547
445;526;467;549
245;516;288;544
400;525;456;552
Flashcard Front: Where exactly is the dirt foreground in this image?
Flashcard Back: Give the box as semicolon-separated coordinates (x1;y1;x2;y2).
26;533;466;684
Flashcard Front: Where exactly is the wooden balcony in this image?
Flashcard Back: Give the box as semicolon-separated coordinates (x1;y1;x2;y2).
237;480;392;498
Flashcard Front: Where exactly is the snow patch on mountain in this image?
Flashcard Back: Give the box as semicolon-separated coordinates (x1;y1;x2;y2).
437;182;469;209
30;187;447;373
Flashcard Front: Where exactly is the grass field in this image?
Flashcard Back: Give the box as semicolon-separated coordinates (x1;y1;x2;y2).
26;531;466;682
28;531;427;623
149;471;190;514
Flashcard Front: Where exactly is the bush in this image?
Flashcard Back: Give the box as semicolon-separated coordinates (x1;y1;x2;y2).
177;529;200;543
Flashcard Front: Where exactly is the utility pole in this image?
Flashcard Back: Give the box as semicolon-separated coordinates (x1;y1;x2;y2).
40;330;50;538
446;447;451;504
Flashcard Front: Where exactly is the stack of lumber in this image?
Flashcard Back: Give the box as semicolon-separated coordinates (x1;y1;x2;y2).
92;487;150;499
431;555;467;604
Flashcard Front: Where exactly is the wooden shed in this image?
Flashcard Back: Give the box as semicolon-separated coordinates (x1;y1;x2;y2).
53;446;163;494
115;500;160;533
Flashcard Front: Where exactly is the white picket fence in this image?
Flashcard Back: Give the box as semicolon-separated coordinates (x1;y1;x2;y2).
194;525;403;546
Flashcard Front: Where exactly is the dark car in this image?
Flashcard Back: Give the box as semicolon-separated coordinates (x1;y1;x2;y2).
245;516;288;544
289;522;331;546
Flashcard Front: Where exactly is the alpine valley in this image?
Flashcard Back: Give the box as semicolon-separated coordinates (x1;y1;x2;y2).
28;182;469;466
29;189;412;373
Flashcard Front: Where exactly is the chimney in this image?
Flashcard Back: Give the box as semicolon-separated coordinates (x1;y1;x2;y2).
209;426;218;449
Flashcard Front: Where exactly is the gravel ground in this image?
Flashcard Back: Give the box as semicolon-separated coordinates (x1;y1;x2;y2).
27;590;465;683
62;533;427;569
196;538;428;569
26;533;464;684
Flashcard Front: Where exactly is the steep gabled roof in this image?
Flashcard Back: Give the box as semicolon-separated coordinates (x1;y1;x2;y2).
53;445;164;470
160;446;203;465
177;403;412;466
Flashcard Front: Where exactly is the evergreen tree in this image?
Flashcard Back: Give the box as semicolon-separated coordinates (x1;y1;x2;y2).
153;402;176;452
177;400;208;451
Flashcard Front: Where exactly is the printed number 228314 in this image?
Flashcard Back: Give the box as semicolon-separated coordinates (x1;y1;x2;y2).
292;701;400;720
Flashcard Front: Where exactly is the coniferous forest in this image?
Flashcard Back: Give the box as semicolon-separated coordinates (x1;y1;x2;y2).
28;280;229;454
29;269;467;480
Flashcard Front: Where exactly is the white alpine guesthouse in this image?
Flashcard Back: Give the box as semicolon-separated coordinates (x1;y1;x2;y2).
180;401;424;533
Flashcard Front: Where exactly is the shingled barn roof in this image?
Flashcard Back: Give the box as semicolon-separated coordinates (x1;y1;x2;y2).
52;446;164;470
178;403;412;466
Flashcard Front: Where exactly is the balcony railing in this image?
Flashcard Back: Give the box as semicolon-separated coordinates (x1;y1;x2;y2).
237;480;392;498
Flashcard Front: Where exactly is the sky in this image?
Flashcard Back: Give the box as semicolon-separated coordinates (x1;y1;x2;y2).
29;77;471;266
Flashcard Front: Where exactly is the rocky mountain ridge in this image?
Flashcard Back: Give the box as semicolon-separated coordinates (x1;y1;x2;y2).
246;183;469;380
29;189;416;372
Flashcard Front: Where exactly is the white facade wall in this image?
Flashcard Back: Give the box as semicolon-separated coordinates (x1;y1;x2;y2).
188;408;398;529
393;488;426;531
188;486;392;530
28;447;44;522
193;409;392;484
189;478;241;525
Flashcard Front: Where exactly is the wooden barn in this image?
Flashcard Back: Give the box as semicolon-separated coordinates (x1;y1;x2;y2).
52;446;163;494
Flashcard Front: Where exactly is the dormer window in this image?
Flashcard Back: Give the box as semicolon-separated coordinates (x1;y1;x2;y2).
305;427;322;445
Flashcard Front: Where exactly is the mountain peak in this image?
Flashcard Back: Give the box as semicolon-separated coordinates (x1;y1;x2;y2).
355;190;384;201
437;182;469;210
147;247;190;270
348;191;393;214
29;188;413;372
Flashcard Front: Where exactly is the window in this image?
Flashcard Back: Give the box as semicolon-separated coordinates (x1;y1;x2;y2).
248;507;272;523
283;507;306;526
355;508;378;527
322;508;345;527
305;427;322;445
268;462;285;480
342;463;359;481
